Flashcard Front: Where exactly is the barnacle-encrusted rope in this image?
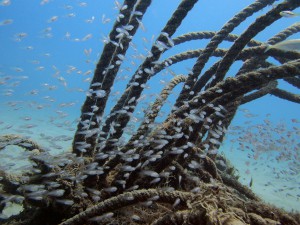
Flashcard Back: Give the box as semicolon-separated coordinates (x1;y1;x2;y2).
0;134;45;152
173;31;262;47
98;75;187;189
219;20;300;141
268;22;300;45
216;20;300;148
175;0;276;107
73;0;152;156
175;59;300;118
134;60;300;176
284;77;300;89
91;75;188;188
99;0;199;146
241;80;278;104
128;74;187;145
153;46;280;79
101;60;300;195
209;0;300;89
270;88;300;104
236;22;300;76
59;189;192;225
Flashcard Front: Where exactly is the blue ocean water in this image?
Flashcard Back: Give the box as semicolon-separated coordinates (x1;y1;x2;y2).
0;0;299;215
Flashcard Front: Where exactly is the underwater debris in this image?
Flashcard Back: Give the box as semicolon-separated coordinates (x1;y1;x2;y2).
0;0;300;224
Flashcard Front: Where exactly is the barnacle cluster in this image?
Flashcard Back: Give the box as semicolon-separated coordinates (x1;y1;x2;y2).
1;0;300;224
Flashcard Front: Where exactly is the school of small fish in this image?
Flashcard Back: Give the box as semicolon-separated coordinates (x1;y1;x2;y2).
225;108;300;207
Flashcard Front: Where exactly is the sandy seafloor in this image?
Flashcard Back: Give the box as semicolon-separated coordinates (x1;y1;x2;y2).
0;108;299;219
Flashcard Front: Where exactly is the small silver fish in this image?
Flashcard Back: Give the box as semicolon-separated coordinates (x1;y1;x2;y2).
264;39;300;53
280;11;300;18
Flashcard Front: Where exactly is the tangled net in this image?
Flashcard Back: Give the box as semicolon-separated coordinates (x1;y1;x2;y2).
1;0;300;224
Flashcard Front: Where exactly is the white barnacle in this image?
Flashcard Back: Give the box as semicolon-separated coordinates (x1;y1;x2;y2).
56;199;74;206
132;215;141;222
144;67;154;75
130;81;139;86
27;189;47;198
206;117;212;123
94;89;106;98
149;154;161;161
203;125;210;130
208;149;218;154
160;171;170;178
148;195;160;201
89;212;114;222
210;130;220;139
215;111;225;118
116;60;122;65
45;181;60;189
167;37;175;47
104;186;117;193
47;189;65;197
144;150;154;157
191;187;201;193
117;13;125;22
21;184;45;192
123;25;134;31
91;82;102;87
42;172;56;178
95;152;109;160
141;159;150;168
120;5;128;11
140;170;159;178
123;195;135;201
117;53;125;60
128;97;136;104
132;10;143;16
209;138;221;145
28;195;44;201
92;195;101;202
161;32;169;37
173;198;181;208
101;35;111;44
169;166;176;171
141;200;153;207
187;142;195;148
188;160;202;169
218;104;227;112
172;133;183;139
86;188;101;196
126;185;139;191
84;169;104;175
155;40;169;51
169;148;184;155
121;165;136;172
150;177;161;184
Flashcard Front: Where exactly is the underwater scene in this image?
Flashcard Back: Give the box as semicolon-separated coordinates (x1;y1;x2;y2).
0;0;300;224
